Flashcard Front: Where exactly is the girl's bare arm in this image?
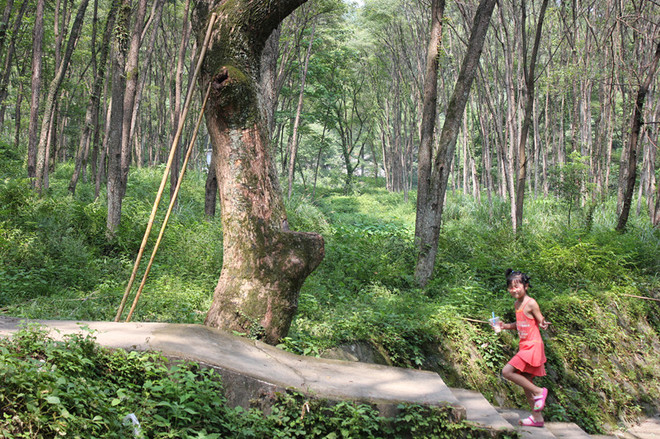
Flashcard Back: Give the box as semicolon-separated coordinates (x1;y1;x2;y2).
528;298;549;329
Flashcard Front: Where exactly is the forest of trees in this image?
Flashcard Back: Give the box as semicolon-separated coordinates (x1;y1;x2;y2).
0;0;658;220
1;0;659;331
1;0;658;228
2;2;660;434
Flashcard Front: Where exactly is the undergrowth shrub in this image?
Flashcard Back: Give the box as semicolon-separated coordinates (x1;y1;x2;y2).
0;326;509;439
0;325;234;438
2;169;659;435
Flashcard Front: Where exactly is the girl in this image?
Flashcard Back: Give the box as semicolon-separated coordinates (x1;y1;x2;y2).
495;269;549;427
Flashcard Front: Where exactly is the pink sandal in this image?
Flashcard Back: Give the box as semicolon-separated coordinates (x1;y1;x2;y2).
520;415;544;427
533;387;548;411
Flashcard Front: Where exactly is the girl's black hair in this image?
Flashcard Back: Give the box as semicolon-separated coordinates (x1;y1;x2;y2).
506;269;531;287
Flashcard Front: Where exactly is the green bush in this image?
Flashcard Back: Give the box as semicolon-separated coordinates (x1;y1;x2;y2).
2;168;659;435
0;326;505;438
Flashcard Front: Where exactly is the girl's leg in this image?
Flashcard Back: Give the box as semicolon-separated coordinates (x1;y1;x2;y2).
502;364;545;402
522;373;543;422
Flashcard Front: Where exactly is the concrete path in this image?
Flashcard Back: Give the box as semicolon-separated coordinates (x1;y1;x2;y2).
0;317;462;416
1;316;657;438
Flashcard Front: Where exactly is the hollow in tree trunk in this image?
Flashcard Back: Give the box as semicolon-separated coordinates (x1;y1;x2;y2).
192;0;324;345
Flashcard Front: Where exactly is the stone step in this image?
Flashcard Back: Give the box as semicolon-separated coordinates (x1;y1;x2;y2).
545;422;593;438
625;415;660;439
497;407;559;439
449;388;516;435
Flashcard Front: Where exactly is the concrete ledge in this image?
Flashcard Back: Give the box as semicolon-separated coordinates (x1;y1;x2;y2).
0;317;464;419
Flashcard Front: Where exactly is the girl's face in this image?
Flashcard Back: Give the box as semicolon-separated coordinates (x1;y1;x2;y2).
507;279;528;300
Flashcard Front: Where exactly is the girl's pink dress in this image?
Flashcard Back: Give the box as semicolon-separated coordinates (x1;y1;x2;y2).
508;296;546;376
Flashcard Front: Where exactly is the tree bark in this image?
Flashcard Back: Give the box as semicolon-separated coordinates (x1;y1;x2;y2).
27;0;45;180
513;0;549;233
69;0;116;194
34;0;89;193
616;40;660;232
287;21;316;199
414;0;497;286
193;0;324;345
106;0;130;236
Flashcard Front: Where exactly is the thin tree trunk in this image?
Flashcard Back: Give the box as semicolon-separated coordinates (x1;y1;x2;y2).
415;0;497;286
0;0;13;54
259;25;281;138
70;0;117;194
169;0;191;202
414;0;445;285
106;0;130;236
13;71;24;151
617;40;660;231
119;0;149;198
27;0;45;180
513;0;549;233
128;0;165;168
35;0;90;193
287;21;316;199
0;0;28;132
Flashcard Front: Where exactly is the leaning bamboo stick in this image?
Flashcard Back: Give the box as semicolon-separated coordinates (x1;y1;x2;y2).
114;12;217;322
461;317;489;324
125;82;213;322
620;293;660;303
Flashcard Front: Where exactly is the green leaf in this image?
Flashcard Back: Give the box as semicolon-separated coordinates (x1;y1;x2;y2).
45;396;61;404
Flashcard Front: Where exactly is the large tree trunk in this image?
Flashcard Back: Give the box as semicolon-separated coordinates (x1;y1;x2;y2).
414;0;497;286
193;0;324;345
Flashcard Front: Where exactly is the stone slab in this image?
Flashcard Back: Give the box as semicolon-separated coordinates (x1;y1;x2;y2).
0;317;462;415
450;388;515;433
497;408;558;439
626;415;660;439
545;422;592;438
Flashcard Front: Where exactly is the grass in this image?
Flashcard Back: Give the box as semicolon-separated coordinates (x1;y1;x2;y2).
1;163;659;434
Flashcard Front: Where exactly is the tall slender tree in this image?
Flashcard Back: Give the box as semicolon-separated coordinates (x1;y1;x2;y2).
120;0;148;196
69;0;117;194
513;0;549;233
27;0;45;180
34;0;90;193
106;0;131;236
414;0;497;286
617;39;660;232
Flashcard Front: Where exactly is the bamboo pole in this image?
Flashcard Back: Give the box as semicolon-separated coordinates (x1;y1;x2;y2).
620;293;660;303
461;317;489;324
114;13;217;322
125;82;213;322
